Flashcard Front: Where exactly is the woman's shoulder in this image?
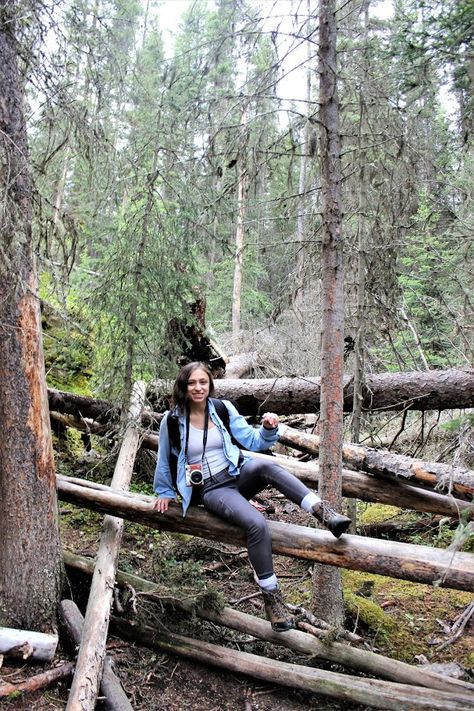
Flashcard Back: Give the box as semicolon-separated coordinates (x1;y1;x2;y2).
209;398;239;417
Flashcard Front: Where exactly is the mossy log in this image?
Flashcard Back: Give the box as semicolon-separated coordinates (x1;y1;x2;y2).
278;424;474;499
109;617;474;710
64;550;474;697
56;476;474;592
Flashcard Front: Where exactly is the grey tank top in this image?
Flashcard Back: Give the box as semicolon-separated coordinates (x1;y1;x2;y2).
187;423;228;476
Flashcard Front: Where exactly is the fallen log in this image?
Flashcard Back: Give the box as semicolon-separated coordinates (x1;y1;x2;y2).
110;617;474;710
64;550;474;697
150;368;474;414
58;452;474;523
120;425;474;519
58;600;132;711
48;387;118;423
223;352;258;378
48;389;161;432
0;662;74;699
56;476;474;591
50;411;108;436
231;451;474;520
51;409;473;519
0;627;58;662
47;369;474;424
65;381;146;711
278;424;474;499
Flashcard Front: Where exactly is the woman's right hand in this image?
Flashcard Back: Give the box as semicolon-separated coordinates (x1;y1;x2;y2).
153;497;175;513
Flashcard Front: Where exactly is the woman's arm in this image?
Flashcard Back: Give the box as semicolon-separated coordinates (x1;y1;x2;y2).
153;414;178;501
223;400;279;451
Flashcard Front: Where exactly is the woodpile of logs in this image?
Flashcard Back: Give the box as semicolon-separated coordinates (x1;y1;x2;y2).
55;549;474;710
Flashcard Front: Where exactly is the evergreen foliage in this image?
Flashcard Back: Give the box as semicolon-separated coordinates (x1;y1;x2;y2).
21;0;472;393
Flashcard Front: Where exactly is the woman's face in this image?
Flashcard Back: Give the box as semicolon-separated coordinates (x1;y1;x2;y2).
186;368;210;405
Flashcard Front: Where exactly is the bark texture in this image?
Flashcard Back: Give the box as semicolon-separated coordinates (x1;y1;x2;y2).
313;0;345;624
278;424;474;499
110;617;474;711
204;369;474;414
49;368;474;422
0;4;63;628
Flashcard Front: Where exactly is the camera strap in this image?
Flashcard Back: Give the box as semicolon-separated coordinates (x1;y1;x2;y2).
184;400;209;464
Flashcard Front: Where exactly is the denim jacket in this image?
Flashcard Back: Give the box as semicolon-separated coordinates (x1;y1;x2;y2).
153;398;279;515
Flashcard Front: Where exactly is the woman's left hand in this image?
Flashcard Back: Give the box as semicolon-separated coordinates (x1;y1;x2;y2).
261;412;279;429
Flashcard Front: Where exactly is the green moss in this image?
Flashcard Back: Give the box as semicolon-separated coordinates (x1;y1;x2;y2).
41;287;94;394
342;569;474;664
344;591;397;639
358;504;404;526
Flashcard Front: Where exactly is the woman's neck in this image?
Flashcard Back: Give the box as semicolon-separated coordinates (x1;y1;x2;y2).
188;400;207;416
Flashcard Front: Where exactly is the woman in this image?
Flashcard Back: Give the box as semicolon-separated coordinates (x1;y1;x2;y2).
153;362;350;632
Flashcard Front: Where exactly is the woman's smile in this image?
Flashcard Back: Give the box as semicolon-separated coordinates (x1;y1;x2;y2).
187;369;210;402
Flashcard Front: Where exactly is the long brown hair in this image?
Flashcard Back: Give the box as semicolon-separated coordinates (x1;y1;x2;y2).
172;362;215;413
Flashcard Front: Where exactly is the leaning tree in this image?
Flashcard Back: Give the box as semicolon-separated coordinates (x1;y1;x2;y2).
0;1;63;629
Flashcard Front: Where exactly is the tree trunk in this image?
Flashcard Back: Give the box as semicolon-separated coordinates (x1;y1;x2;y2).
65;550;474;697
294;2;313;304
65;382;145;711
312;0;345;625
0;3;63;629
56;477;474;592
231;101;248;350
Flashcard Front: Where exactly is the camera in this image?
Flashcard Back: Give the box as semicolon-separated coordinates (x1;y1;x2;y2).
185;463;204;487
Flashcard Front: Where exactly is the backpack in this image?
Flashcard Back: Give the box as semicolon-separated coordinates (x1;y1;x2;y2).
165;398;244;490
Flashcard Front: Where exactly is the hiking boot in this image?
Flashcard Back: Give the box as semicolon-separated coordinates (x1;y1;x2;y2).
312;501;351;538
261;587;294;632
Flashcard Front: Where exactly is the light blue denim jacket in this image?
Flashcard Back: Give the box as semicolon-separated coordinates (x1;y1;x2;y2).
153;398;279;515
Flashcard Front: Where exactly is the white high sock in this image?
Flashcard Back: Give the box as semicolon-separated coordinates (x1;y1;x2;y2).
258;573;278;590
300;492;321;512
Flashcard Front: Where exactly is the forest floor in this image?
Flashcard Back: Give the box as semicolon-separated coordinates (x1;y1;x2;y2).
2;442;474;710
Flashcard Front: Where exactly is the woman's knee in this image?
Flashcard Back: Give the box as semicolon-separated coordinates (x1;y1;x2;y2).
246;513;269;540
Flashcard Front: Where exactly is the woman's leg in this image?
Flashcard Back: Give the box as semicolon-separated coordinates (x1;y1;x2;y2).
238;458;351;538
202;474;274;579
238;457;313;505
202;472;294;632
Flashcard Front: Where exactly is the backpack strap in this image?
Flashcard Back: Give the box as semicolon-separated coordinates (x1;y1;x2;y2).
166;411;181;453
210;397;245;465
210;397;230;431
165;412;180;490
